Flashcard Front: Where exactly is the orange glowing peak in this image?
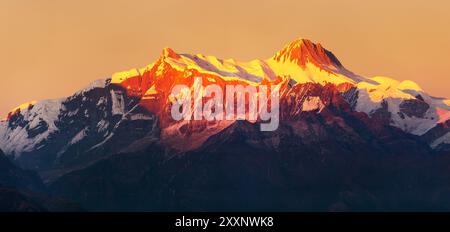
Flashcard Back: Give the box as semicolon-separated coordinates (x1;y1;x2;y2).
161;47;181;59
272;38;343;68
111;47;180;84
265;38;360;85
111;38;362;88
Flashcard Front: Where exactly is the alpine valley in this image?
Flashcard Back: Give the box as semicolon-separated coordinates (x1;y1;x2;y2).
1;38;450;211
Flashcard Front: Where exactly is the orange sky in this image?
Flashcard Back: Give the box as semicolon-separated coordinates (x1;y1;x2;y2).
1;0;449;116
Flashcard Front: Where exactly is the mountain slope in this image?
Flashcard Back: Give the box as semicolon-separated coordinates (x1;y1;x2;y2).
0;149;45;193
0;80;158;181
0;149;81;211
1;38;449;183
50;105;445;211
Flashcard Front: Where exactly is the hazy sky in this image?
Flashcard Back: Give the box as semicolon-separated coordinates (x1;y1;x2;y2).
1;0;449;116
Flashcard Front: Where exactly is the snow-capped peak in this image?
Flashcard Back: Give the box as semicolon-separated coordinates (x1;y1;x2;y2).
161;47;181;59
271;38;343;69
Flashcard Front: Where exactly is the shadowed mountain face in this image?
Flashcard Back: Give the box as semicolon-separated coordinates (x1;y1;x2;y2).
0;148;45;211
49;99;449;211
0;188;46;212
0;149;45;193
0;149;81;211
1;38;450;211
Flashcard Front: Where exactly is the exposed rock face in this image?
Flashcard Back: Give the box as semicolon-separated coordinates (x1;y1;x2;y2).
399;99;430;118
421;119;450;151
369;100;392;125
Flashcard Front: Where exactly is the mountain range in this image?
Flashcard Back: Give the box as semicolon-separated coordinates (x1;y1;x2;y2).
1;38;450;211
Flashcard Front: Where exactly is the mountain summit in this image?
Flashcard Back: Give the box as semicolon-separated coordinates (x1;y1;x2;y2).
272;38;343;68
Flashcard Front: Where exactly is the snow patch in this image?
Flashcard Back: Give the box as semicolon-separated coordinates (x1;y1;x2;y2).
97;120;109;132
431;132;450;148
69;128;88;145
129;113;153;121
